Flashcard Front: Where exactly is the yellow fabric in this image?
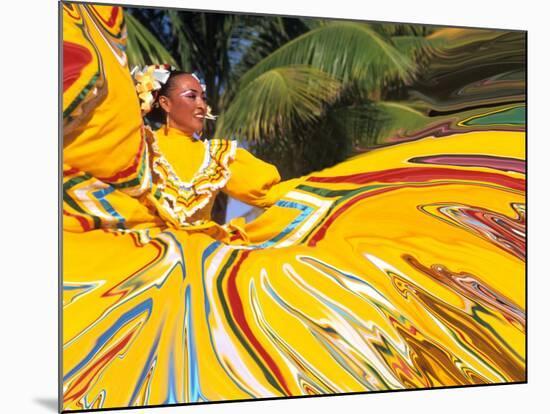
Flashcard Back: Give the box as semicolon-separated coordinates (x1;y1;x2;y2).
62;3;160;233
63;4;143;179
62;4;525;411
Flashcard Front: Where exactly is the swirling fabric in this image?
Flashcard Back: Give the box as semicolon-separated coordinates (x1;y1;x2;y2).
62;4;525;411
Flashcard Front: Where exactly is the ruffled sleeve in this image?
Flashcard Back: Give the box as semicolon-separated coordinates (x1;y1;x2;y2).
63;3;144;181
223;148;303;208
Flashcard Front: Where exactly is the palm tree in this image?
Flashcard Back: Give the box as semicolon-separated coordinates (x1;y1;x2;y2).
217;22;525;175
216;21;440;176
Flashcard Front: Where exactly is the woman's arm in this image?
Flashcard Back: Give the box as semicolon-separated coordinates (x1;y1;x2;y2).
223;147;303;208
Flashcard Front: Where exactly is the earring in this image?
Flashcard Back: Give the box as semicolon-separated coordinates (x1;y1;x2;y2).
164;113;170;135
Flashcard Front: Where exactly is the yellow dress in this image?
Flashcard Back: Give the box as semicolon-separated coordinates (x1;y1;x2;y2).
62;3;525;411
140;126;301;239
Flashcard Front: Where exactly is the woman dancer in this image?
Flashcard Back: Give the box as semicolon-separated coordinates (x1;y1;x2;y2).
128;64;301;241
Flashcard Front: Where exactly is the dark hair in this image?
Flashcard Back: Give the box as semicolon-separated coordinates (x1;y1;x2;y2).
145;70;192;126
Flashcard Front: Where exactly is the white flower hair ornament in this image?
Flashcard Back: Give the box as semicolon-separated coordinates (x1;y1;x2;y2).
131;64;173;114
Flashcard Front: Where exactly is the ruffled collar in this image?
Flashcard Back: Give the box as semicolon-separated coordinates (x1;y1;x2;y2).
143;126;237;227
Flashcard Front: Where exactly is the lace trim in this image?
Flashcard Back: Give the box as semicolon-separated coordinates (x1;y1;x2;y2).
145;127;237;226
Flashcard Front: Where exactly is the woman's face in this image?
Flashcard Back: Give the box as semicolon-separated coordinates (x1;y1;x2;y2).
159;74;207;136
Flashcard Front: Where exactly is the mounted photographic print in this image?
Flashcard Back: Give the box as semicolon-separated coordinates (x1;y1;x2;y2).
61;0;526;412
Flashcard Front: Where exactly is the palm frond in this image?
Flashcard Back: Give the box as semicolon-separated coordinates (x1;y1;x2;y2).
216;66;342;142
300;104;374;168
391;35;446;61
323;103;382;147
166;10;193;71
228;17;310;81
355;101;430;146
238;21;416;92
125;13;177;68
247;101;383;177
